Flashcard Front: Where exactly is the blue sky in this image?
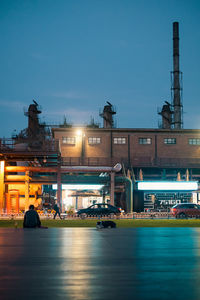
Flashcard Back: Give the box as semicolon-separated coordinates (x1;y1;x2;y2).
0;0;200;137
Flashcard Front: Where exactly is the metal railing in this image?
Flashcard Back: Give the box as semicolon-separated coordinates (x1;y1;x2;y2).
0;212;175;220
0;138;60;153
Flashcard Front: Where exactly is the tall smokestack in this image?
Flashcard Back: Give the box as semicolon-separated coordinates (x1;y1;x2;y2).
172;22;182;129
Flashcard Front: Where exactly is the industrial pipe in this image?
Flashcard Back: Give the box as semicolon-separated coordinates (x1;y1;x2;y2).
5;163;122;173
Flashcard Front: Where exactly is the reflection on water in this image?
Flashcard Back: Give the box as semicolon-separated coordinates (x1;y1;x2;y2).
59;228;95;299
59;228;200;300
135;228;200;300
59;228;139;300
1;228;200;300
0;228;24;261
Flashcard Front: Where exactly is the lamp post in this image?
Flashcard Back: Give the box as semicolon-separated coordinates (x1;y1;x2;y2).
76;129;85;165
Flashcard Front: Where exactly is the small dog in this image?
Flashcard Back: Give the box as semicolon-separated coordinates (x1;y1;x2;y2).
96;221;116;229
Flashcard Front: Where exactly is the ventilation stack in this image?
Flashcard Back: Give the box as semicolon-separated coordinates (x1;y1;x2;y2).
100;102;116;128
24;100;41;139
172;22;182;129
158;101;173;129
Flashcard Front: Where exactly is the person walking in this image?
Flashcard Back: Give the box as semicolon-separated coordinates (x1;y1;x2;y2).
53;202;62;219
23;204;41;228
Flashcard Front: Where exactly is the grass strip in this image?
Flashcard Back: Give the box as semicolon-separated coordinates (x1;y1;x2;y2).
1;219;200;228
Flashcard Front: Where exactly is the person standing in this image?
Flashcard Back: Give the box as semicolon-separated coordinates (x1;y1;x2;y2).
23;204;41;228
53;202;62;219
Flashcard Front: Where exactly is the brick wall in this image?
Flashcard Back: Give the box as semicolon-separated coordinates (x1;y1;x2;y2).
53;128;200;167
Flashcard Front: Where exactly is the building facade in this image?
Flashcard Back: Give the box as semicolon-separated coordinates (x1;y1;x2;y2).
53;127;200;210
53;127;200;173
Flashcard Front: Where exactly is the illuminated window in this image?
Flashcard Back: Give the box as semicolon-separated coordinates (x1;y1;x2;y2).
62;137;76;144
114;137;126;144
164;138;176;144
88;137;101;144
188;138;200;145
139;138;152;144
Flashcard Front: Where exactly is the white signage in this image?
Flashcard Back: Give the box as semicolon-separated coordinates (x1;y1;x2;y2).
138;181;198;191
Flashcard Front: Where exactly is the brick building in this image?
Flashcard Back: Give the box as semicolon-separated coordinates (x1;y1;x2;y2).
53;127;200;175
53;127;200;210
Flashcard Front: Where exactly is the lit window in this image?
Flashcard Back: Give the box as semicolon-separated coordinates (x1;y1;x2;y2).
164;138;176;144
139;138;152;144
113;137;126;144
62;137;76;144
188;138;200;145
88;137;101;144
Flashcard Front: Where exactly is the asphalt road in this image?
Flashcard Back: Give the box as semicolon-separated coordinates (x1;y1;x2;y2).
0;227;200;300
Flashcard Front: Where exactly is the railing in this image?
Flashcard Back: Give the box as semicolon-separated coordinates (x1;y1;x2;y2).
61;156;154;167
2;139;200;168
131;157;153;167
156;157;200;168
0;139;60;153
0;212;175;220
61;156;200;168
62;157;113;166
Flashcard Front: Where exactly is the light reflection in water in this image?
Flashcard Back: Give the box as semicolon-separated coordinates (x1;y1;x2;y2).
1;228;200;300
58;228;139;300
59;228;100;300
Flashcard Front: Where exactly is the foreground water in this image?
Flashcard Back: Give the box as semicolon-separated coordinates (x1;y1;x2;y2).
0;227;200;300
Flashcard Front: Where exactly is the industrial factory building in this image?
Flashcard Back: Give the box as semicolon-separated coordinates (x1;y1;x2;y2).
0;22;200;214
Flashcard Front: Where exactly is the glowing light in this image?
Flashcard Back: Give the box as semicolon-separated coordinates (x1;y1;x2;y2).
76;130;82;136
52;184;104;190
0;161;5;173
137;181;198;191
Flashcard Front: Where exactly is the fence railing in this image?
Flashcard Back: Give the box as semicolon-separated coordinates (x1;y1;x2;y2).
0;212;175;220
61;156;200;168
0;139;60;153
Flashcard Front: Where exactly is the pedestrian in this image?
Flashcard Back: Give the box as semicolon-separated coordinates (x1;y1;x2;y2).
53;202;62;219
23;204;41;228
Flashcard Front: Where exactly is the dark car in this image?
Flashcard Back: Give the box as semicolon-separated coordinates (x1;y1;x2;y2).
171;203;200;218
77;203;121;219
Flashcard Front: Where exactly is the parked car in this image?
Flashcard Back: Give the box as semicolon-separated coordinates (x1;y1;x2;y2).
77;203;121;219
171;203;200;218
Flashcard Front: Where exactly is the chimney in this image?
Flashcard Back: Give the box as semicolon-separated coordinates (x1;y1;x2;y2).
172;22;182;129
158;101;173;129
100;102;116;128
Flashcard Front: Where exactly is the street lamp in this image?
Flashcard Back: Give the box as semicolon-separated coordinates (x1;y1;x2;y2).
76;129;82;136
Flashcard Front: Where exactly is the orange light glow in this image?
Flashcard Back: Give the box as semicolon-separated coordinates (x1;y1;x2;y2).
76;129;82;136
0;161;5;173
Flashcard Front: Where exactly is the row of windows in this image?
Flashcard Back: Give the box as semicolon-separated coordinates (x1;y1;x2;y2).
114;137;126;144
62;137;101;145
164;138;176;144
88;137;101;144
62;137;200;145
188;138;200;145
62;137;129;145
62;137;76;144
139;138;151;144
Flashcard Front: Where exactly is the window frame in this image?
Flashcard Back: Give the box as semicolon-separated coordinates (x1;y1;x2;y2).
62;137;76;145
113;137;126;144
164;138;176;145
139;138;152;145
88;137;101;145
188;138;200;145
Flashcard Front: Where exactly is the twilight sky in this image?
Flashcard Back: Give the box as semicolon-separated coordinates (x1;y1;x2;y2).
0;0;200;137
